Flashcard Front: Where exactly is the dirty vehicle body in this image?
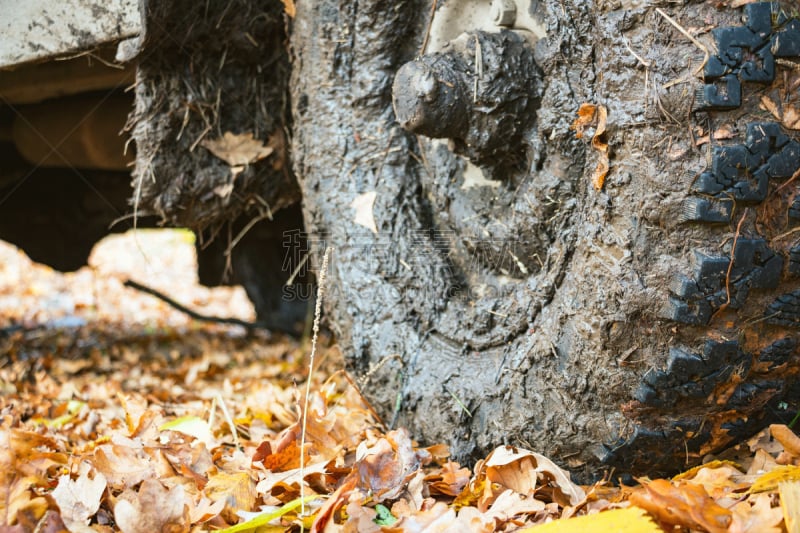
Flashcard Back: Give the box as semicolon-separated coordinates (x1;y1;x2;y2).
2;0;800;479
0;0;307;332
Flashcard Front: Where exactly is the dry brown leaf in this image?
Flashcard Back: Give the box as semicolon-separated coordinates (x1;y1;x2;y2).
200;132;274;167
92;443;160;490
189;496;226;524
114;479;189;533
204;472;256;523
351;191;378;234
50;462;107;531
310;474;357;533
426;461;471;496
339;493;382;533
629;479;731;533
356;429;427;501
760;94;783;121
771;425;800;458
254;460;328;496
484;488;546;522
729;492;784;533
484;446;585;507
783;106;800;130
681;463;749;498
382;501;467;533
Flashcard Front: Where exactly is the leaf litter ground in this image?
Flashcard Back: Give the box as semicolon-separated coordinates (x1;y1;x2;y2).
0;231;798;532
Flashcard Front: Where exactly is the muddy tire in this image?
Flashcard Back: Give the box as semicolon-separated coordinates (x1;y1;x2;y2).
290;1;800;479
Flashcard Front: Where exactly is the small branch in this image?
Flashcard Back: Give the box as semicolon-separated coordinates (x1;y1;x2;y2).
123;279;260;329
420;0;438;55
655;8;710;76
712;210;748;320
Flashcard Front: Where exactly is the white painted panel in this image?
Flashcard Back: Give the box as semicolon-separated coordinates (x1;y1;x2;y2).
0;0;140;68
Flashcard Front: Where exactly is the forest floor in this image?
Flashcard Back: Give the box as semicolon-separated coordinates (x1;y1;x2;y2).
0;230;798;532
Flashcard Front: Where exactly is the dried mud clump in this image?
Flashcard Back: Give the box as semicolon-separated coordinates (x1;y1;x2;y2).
128;0;298;232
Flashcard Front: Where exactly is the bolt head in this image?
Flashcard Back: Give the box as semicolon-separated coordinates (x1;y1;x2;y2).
491;0;516;27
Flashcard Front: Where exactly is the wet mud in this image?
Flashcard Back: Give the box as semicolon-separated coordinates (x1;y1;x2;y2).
290;0;800;480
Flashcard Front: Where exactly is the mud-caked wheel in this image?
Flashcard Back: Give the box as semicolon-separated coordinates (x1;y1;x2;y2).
290;0;800;479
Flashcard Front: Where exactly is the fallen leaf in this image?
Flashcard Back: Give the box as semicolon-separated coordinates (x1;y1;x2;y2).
351;191;378;234
750;464;800;493
728;492;784;533
201;132;274;167
518;506;660;533
760;94;783;121
204;472;257;524
483;446;585;507
189;496;227;524
678;462;748;499
339;494;382;532
256;439;304;472
93;443;160;489
426;461;471;496
311;475;357;533
783;106;800;130
780;481;800;533
381;501;462;533
161;415;216;449
484;488;546;523
222;495;320;533
355;429;427;501
629;479;731;533
570;103;609;191
281;0;295;18
771;425;800;458
114;479;189;533
50;462;107;531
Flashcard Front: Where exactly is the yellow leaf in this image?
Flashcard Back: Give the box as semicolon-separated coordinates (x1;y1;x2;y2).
780;481;800;533
160;415;215;448
750;465;800;494
672;460;741;481
217;495;320;533
205;472;257;524
518;506;660;533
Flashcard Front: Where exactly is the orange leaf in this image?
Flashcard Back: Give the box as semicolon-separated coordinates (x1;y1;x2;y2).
281;0;296;17
426;461;471;497
629;479;731;533
771;424;800;457
261;440;304;472
571;103;609;190
570;103;598;139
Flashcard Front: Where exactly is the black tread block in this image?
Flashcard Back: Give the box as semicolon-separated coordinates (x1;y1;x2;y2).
668;239;783;325
696;4;800;112
766;290;800;327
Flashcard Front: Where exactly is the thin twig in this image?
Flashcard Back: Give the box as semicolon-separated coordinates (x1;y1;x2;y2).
713;210;748;319
224;206;273;258
773;165;800;195
420;0;438;55
655;8;710;76
300;247;332;519
123;279;259;329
